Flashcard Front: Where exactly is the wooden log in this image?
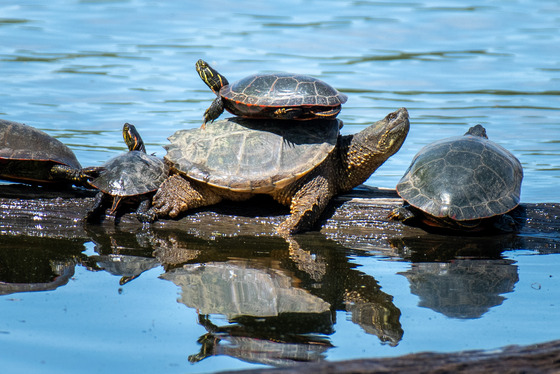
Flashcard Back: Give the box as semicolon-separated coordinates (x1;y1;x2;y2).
1;184;558;245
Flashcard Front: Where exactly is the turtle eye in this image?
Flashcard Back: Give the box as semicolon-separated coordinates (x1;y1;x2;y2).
387;112;398;121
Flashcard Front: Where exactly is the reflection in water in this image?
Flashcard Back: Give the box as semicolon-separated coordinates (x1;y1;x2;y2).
400;260;518;319
188;314;333;366
0;230;404;366
157;232;403;365
86;227;160;284
391;236;519;319
91;254;160;285
163;261;331;319
0;237;86;295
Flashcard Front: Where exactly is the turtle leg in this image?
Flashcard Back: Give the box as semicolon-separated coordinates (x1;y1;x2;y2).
151;175;222;218
49;164;105;187
310;106;342;118
86;191;109;223
388;204;417;222
134;197;155;226
272;107;304;120
202;97;224;128
276;175;334;235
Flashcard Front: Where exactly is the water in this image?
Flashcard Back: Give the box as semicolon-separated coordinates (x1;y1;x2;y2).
1;0;559;373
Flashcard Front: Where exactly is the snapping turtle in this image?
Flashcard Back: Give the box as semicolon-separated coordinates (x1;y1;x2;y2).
196;59;348;126
0;119;96;186
87;123;169;222
148;108;409;234
390;125;523;232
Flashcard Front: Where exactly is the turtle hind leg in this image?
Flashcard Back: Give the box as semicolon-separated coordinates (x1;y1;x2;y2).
151;175;222;219
276;175;334;235
202;97;224;128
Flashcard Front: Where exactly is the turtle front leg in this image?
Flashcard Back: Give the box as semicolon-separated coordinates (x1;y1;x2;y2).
151;175;222;219
202;97;224;128
49;164;104;187
388;204;417;222
86;191;109;223
276;175;334;235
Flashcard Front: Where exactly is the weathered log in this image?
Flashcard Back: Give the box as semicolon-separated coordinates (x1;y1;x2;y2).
0;184;559;244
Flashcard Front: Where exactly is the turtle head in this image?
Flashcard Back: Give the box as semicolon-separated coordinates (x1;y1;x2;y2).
196;59;229;95
122;123;146;153
339;108;410;190
465;124;488;139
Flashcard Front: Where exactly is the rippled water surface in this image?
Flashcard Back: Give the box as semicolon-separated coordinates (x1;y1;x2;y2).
1;1;559;373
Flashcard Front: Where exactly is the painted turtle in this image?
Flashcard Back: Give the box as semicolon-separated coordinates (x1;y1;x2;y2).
87;123;169;222
390;125;523;232
195;59;348;127
0;119;96;187
147;108;409;234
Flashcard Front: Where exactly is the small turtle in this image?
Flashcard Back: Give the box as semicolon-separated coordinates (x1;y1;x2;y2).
0;119;97;187
87;123;169;222
389;124;523;232
147;108;409;235
196;59;348;126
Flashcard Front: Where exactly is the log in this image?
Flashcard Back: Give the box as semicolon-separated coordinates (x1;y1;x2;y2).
1;183;558;244
218;339;560;374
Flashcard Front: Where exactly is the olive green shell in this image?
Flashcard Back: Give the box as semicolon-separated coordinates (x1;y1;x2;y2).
90;151;168;197
396;132;523;221
0;119;81;183
165;117;340;193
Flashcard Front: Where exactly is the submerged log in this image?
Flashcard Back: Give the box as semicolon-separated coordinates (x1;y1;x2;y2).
220;339;560;374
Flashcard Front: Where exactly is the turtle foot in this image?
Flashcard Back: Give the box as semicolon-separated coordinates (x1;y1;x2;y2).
152;175;221;218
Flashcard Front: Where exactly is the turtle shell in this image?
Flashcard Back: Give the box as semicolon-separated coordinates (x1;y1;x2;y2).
396;133;523;221
165;117;340;194
0;119;81;184
90;151;168;197
220;73;347;119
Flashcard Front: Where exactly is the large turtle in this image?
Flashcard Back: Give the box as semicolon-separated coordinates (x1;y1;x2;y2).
147;107;409;235
389;124;523;232
87;123;169;222
0;119;96;186
196;59;348;126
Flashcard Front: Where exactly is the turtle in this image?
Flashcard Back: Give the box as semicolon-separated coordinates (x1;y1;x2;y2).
146;107;409;235
86;123;169;222
0;119;98;187
389;124;523;232
195;59;348;126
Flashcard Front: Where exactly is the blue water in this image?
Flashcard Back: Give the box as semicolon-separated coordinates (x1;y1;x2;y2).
1;1;559;373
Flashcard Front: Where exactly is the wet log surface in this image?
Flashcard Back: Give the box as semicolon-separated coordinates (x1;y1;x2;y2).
1;183;559;373
1;184;558;243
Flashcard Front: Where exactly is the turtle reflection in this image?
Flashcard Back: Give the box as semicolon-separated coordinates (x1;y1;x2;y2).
158;234;403;366
391;236;519;319
188;314;333;366
86;228;159;285
0;237;86;295
162;260;334;366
